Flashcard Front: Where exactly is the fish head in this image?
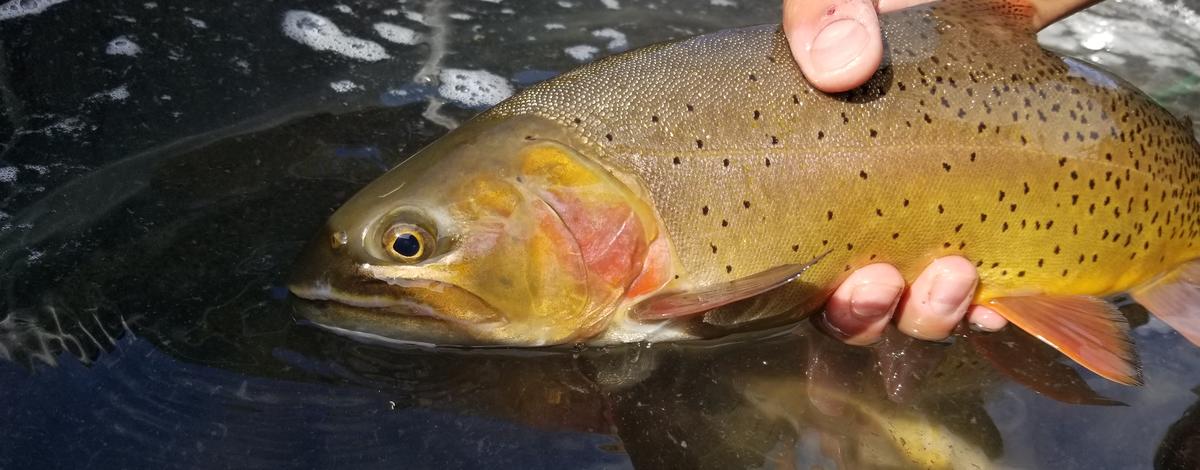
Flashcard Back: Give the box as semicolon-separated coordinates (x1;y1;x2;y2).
288;115;670;346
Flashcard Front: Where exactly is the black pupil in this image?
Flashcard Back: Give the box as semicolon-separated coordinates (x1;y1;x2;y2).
392;233;421;257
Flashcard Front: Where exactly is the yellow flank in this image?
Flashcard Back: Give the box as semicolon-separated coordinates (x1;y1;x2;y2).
487;0;1200;312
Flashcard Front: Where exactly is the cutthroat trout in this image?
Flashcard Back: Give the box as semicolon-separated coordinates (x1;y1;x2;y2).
288;0;1200;385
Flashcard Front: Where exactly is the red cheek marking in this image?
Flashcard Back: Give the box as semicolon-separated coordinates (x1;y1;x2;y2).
626;235;671;299
541;190;645;289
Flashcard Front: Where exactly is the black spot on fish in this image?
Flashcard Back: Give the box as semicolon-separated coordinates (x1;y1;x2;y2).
892;232;900;239
743;200;751;209
980;213;988;222
696;139;704;149
605;133;613;142
573;117;582;124
702;206;709;216
723;158;730;167
943;162;952;172
651;115;659;122
847;243;854;251
721;219;728;227
726;265;733;273
859;170;868;180
672;157;681;165
686;104;694;112
791;244;799;252
818;131;825;140
870;129;878;138
753;110;761;120
827;210;834;221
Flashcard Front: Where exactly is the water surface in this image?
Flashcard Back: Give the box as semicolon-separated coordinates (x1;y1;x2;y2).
1;0;1199;468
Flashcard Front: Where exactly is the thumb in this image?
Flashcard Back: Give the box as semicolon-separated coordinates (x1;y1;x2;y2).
783;0;883;93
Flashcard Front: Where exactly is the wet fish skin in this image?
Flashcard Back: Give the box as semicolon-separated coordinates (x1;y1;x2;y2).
289;0;1200;371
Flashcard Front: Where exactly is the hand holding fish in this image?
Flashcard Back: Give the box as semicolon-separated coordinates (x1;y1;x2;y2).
784;0;1101;345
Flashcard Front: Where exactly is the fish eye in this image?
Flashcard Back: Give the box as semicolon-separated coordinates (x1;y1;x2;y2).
383;224;433;262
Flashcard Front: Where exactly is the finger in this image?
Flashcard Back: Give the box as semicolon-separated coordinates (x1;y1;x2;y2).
822;263;905;345
783;0;883;93
966;305;1009;331
895;256;979;340
876;0;938;13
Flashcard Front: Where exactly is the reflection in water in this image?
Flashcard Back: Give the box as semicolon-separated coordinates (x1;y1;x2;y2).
1;0;1199;468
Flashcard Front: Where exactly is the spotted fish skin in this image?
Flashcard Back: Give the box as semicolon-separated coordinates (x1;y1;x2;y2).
487;1;1200;310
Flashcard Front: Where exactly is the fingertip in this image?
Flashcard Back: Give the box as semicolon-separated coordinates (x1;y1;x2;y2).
823;263;904;345
782;0;883;93
967;306;1009;332
897;256;980;341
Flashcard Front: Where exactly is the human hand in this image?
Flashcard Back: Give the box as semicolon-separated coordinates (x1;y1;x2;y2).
782;0;1102;93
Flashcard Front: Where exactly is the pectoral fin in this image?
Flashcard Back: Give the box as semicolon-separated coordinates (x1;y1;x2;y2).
1130;259;1200;347
986;295;1142;386
630;253;827;321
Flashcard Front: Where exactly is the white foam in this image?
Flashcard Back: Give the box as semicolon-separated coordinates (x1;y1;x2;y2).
710;0;737;6
282;10;390;62
599;0;619;9
382;8;398;16
438;68;513;108
22;165;48;175
0;0;71;21
186;16;206;28
105;36;141;56
564;44;599;61
403;10;425;24
478;0;503;3
0;166;16;183
334;4;353;14
374;22;421;45
90;84;129;101
142;2;156;8
557;1;576;7
329;80;361;93
448;12;471;20
500;8;514;14
592;28;627;50
543;23;565;30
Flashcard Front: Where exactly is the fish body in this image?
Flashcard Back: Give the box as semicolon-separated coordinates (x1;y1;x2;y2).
289;0;1200;383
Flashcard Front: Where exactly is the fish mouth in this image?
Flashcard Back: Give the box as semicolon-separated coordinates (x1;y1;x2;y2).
287;276;510;346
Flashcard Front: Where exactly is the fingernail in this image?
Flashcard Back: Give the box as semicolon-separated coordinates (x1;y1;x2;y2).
849;283;902;320
929;272;976;318
810;18;868;72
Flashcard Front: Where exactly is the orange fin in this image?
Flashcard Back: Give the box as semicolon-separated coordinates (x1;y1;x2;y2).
629;253;826;321
1130;259;1200;347
986;295;1142;386
966;326;1124;406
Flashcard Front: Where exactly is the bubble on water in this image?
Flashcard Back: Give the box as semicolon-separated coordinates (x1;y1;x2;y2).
142;2;155;9
557;1;576;8
448;12;471;20
281;10;389;62
592;28;627;50
710;0;737;6
105;36;141;56
90;84;129;101
382;8;398;16
543;23;565;30
186;16;206;28
333;4;353;15
564;44;599;61
599;0;619;9
0;0;71;21
374;22;421;45
0;166;17;183
329;80;361;93
437;68;513;108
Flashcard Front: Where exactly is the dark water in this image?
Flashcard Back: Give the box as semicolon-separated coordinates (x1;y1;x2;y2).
1;0;1199;468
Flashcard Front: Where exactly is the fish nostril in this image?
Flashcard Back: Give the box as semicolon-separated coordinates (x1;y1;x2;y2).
329;230;348;249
